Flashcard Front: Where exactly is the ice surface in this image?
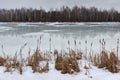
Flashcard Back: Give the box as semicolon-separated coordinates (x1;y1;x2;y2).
0;26;12;32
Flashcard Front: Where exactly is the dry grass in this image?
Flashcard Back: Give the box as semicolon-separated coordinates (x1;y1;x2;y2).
29;48;50;73
92;50;119;73
55;54;63;70
107;52;118;73
0;39;120;75
3;47;49;74
0;56;6;66
55;49;80;74
98;51;109;68
84;64;90;75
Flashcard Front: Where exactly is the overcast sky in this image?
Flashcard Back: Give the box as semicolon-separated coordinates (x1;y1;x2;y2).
0;0;120;11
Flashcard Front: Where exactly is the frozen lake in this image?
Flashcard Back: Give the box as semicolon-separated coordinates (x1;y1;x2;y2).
0;22;120;57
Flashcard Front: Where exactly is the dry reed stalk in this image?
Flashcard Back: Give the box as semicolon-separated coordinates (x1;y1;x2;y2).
99;39;102;53
88;52;93;63
107;52;118;73
55;50;80;74
117;39;119;65
71;59;80;72
83;40;87;60
68;40;70;53
39;36;42;49
69;49;76;60
12;57;19;68
88;42;93;62
79;41;81;51
30;48;42;72
40;61;49;73
18;62;23;75
12;52;19;68
27;56;32;66
1;45;6;59
44;61;49;72
0;56;5;66
55;54;63;70
98;50;109;68
74;40;77;52
26;48;32;66
61;58;73;74
76;51;82;60
93;49;119;73
54;49;58;57
54;49;58;62
30;47;50;73
84;64;90;75
44;51;50;61
4;57;12;72
61;57;80;74
93;54;98;66
49;37;51;53
101;39;106;51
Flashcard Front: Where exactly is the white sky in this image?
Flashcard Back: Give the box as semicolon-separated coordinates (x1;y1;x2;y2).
0;0;120;11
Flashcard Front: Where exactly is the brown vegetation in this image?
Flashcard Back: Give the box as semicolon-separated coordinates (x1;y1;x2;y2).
55;50;80;74
0;39;120;75
92;50;119;73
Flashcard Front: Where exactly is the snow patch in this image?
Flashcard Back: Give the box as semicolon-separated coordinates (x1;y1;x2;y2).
0;26;12;32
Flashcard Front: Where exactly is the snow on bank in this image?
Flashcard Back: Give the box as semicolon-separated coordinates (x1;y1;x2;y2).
17;22;45;27
45;22;120;27
0;60;120;80
0;22;119;28
23;32;44;37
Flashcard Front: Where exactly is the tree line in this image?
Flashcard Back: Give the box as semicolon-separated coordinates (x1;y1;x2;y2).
0;6;120;22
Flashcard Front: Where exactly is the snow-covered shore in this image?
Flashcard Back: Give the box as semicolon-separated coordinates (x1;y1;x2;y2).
0;60;120;80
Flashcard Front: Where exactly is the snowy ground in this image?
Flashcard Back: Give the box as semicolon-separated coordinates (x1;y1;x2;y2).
0;60;120;80
0;22;120;80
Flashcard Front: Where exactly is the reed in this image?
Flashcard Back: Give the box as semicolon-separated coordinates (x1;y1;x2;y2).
92;50;119;73
0;38;120;75
55;49;80;74
0;56;5;66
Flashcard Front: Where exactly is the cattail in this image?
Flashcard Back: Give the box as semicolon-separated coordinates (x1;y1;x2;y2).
1;45;6;59
85;40;87;52
18;43;27;58
74;40;76;46
37;39;39;49
90;42;93;52
117;38;119;59
68;40;70;53
85;40;87;60
89;42;93;62
104;41;106;50
79;41;81;44
68;40;70;45
99;39;102;53
101;39;104;51
102;39;106;51
74;40;77;52
49;37;51;52
40;36;41;42
91;42;93;47
99;39;101;44
39;36;42;49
